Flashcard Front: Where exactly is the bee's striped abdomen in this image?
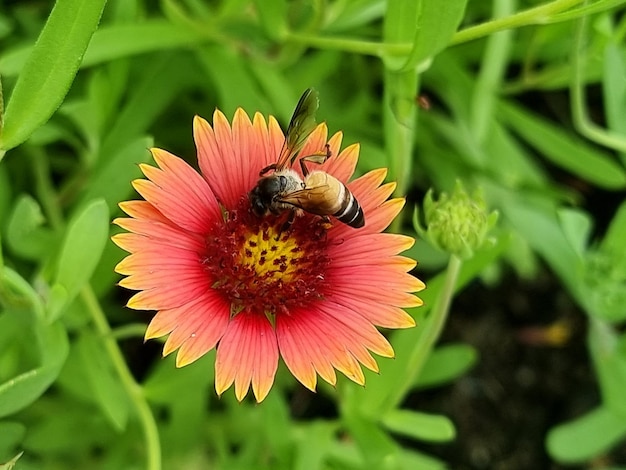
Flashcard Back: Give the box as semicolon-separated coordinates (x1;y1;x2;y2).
334;185;364;228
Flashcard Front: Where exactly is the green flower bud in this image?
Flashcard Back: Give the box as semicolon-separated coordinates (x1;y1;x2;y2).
415;181;498;259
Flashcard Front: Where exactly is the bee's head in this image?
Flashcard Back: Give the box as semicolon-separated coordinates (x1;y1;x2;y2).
249;175;287;217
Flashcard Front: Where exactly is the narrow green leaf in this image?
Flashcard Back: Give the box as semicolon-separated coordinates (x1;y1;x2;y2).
53;199;109;318
382;409;456;442
547;406;626;463
0;0;107;151
417;343;478;389
499;101;626;189
0;322;69;417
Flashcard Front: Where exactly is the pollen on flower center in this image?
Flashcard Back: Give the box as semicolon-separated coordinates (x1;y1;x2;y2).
238;226;305;282
203;199;331;316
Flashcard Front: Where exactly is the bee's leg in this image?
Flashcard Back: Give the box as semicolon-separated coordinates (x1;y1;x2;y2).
320;215;333;230
276;211;296;240
299;144;332;176
259;163;277;176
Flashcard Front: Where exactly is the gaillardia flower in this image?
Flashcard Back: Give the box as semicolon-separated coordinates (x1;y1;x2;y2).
113;106;424;402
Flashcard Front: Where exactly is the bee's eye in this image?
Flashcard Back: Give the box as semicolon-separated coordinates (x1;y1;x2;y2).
277;175;288;191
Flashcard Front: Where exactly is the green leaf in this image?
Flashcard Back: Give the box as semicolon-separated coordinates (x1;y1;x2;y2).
325;0;386;33
100;53;199;159
76;332;130;431
0;322;69;417
259;393;292;462
0;166;11;226
396;448;446;470
549;0;626;23
22;400;114;453
196;45;266;117
499;101;626;189
0;20;200;78
503;195;584;300
400;0;468;71
5;195;57;261
381;409;456;442
52;199;109;319
601;199;626;254
0;422;25;460
80;136;154;212
417;343;478;389
557;208;592;260
0;267;45;321
144;353;214;404
253;0;288;40
0;0;107;151
293;421;336;470
343;413;400;469
589;319;626;415
0;73;4;134
547;406;626;463
603;41;626;142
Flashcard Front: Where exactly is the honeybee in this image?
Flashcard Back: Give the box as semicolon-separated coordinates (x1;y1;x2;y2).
249;88;365;228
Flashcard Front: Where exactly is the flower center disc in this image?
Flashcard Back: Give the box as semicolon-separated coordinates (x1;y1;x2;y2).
204;199;331;316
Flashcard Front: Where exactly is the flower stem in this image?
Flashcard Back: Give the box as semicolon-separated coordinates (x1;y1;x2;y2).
384;69;418;232
570;3;626;152
286;0;585;58
31;147;64;231
392;254;462;404
470;0;515;145
81;287;161;470
451;0;584;45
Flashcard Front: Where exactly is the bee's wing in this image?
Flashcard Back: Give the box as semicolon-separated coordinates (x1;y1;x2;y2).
277;184;335;216
275;88;320;171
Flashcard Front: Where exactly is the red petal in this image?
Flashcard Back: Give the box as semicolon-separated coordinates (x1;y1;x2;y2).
132;149;220;233
215;312;279;402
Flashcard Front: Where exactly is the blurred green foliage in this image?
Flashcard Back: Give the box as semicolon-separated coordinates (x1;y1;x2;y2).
1;0;626;469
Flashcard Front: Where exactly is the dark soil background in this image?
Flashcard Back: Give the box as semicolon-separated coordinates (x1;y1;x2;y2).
413;269;626;470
